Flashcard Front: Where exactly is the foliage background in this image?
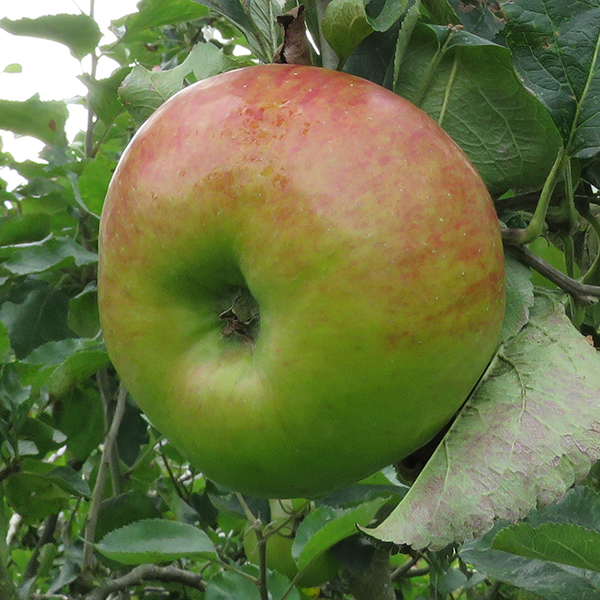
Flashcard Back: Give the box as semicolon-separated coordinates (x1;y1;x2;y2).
1;0;600;599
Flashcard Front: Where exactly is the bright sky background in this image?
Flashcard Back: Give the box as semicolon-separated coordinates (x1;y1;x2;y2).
0;0;141;189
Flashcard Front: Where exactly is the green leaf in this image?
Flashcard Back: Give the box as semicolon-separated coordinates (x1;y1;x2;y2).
78;153;116;217
0;214;51;246
96;519;217;565
0;14;102;60
193;0;279;62
119;0;210;40
322;0;375;65
4;471;70;525
394;23;563;195
52;388;104;462
3;63;22;74
293;497;388;571
0;96;68;146
46;466;91;498
206;568;301;600
120;43;238;126
68;284;101;339
0;235;97;276
79;68;131;126
18;337;109;396
493;522;600;573
366;294;600;550
504;0;600;158
94;491;162;543
365;0;409;31
0;321;11;363
448;0;504;40
0;280;72;359
462;522;600;600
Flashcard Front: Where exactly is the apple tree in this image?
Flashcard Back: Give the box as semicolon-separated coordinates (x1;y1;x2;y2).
1;0;600;599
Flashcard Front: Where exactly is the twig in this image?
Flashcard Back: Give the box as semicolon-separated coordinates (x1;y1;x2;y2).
503;235;600;305
82;383;128;575
84;564;205;600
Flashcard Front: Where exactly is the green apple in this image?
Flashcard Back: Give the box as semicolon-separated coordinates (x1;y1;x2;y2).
98;64;505;498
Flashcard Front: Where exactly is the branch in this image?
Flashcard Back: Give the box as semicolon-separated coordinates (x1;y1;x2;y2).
84;564;205;600
502;233;600;305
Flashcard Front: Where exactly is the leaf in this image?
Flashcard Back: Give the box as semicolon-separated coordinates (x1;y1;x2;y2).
395;24;563;195
68;284;101;339
448;0;505;41
0;96;68;146
0;236;97;276
365;294;600;550
4;471;70;525
501;252;534;343
3;63;22;74
461;522;600;600
0;14;102;60
78;153;116;217
504;0;600;158
206;568;301;600
0;321;11;363
119;0;210;40
95;519;217;565
0;280;73;359
491;487;600;573
94;491;162;543
119;43;238;126
322;0;375;65
365;0;409;31
493;522;600;573
193;0;279;62
293;497;389;571
79;68;131;126
18;337;109;396
52;388;104;462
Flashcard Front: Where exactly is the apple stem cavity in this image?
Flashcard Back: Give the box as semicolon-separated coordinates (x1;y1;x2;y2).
218;286;260;344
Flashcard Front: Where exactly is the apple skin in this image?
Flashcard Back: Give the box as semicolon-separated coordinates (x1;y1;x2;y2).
98;64;505;499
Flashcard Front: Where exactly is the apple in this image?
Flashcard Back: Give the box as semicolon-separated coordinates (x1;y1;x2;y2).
98;64;505;499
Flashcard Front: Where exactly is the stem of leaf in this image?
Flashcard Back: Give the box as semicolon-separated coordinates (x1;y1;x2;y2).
85;0;98;159
502;146;568;245
315;0;338;70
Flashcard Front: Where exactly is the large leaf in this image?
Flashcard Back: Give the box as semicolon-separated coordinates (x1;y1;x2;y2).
0;14;101;59
366;293;600;550
95;519;217;565
395;24;563;195
0;96;68;146
504;0;600;158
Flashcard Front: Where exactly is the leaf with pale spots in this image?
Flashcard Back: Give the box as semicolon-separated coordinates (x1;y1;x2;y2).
364;293;600;550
